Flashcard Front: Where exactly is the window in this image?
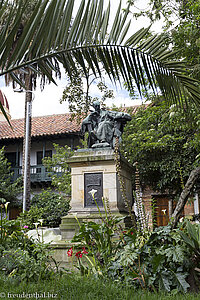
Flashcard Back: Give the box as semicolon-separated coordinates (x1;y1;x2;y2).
36;150;52;165
5;152;20;167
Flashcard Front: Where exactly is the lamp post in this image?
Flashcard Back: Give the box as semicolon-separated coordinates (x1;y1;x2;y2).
14;89;35;212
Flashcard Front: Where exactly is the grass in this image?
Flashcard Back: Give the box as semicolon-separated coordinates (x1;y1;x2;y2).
0;273;199;300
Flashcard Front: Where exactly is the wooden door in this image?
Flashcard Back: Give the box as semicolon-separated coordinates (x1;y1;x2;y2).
154;197;169;227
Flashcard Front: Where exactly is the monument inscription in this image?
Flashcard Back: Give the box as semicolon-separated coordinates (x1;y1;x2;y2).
84;172;103;207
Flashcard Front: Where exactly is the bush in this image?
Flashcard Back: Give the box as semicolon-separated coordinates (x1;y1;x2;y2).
0;245;54;282
0;217;56;283
20;188;70;228
110;225;191;292
19;206;44;230
71;213;200;293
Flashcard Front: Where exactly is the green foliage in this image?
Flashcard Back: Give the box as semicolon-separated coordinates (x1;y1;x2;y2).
70;201;199;292
60;64;114;122
121;101;200;194
19;206;45;230
0;147;22;207
0;0;200;114
1;273;199;300
20;188;70;228
178;219;200;257
108;225;192;293
72;214;125;276
43;144;73;195
0;217;55;283
0;245;54;283
129;0;200;79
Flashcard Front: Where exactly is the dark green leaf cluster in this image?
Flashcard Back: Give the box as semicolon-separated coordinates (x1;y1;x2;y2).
0;219;55;282
70;211;200;292
108;224;194;292
0;147;22;207
121;101;200;194
21;188;70;228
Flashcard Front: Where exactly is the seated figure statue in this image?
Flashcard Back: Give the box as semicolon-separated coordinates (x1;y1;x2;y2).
81;100;132;149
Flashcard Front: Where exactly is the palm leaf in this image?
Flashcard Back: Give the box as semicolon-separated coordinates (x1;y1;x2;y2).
0;0;199;111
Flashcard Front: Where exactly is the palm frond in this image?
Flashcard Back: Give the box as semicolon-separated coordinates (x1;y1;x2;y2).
0;0;199;108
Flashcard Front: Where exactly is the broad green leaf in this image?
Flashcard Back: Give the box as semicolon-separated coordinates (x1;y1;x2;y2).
159;273;171;292
172;271;190;293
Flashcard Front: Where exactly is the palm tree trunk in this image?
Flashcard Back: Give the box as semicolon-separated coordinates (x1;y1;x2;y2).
22;73;32;211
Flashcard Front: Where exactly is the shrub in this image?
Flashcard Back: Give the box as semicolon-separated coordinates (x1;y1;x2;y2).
0;217;56;283
20;188;70;228
0;245;54;282
71;214;200;293
19;206;44;230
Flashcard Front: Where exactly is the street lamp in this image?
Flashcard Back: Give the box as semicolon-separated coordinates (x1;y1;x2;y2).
14;89;35;212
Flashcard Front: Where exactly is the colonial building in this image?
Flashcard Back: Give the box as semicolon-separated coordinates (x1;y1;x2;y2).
0;90;198;225
0;113;80;186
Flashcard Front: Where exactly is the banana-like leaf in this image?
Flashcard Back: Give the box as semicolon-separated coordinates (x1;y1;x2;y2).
0;0;199;113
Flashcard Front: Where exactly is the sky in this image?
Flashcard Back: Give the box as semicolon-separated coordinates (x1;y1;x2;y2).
0;0;164;120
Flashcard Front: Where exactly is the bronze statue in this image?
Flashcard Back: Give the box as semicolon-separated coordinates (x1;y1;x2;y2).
81;100;131;148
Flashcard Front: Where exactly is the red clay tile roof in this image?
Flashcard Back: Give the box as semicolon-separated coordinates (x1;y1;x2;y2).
0;105;148;140
0;113;81;140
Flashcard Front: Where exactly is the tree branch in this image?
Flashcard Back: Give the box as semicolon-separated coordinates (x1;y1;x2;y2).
171;166;200;228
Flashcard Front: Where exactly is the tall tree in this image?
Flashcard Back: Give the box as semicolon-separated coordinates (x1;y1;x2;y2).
60;64;114;122
126;0;200;227
121;100;200;227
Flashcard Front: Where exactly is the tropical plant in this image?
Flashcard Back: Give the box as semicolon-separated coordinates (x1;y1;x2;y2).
0;0;199;111
71;192;128;276
128;0;200;80
0;240;55;282
1;0;61;209
70;207;198;292
0;204;56;282
178;219;200;263
108;225;195;293
71;217;125;276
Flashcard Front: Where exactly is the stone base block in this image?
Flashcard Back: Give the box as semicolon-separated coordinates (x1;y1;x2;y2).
60;211;134;240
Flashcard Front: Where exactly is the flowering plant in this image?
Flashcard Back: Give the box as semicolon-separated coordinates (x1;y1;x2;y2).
71;191;128;276
67;248;73;257
67;246;89;275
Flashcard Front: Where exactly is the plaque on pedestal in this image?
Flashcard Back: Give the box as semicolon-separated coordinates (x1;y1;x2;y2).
60;148;133;240
84;173;103;207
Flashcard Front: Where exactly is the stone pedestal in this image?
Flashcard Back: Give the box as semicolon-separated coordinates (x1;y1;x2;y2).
60;148;133;239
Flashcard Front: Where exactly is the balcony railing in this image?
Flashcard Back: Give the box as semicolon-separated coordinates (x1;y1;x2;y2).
11;165;63;182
